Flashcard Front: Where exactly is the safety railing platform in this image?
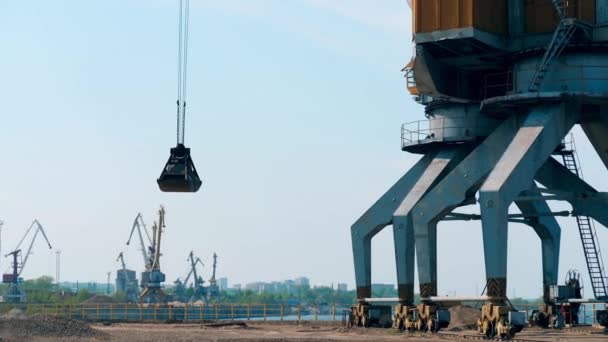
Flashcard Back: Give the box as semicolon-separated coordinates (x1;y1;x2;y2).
401;117;501;153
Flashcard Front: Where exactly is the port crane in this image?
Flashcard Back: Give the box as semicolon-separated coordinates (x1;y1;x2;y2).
2;220;52;303
139;207;167;303
157;0;202;193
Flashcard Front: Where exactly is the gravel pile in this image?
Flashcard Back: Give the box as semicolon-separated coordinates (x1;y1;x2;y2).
0;315;105;338
448;305;480;332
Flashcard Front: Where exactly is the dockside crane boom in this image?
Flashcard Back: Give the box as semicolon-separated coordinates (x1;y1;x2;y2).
6;220;52;276
183;258;203;286
149;207;165;271
126;213;151;265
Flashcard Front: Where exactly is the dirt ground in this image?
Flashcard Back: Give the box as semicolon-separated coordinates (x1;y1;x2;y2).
10;321;607;342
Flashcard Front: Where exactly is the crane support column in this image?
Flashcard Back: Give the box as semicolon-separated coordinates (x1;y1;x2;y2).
476;105;578;335
393;148;469;298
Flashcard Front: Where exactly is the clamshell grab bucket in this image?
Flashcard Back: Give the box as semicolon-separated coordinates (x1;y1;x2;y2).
157;144;202;193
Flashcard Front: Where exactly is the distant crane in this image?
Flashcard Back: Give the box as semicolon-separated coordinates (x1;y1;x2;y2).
139;207;167;303
2;220;52;303
126;213;152;266
186;251;206;303
172;252;205;303
207;253;219;301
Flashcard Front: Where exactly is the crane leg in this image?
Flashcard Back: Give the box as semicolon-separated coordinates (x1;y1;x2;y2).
477;104;577;338
391;148;468;331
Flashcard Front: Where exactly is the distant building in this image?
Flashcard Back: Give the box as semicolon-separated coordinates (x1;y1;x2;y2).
218;277;228;290
232;284;242;291
294;277;310;288
284;280;296;294
245;282;266;294
337;283;348;292
243;277;315;294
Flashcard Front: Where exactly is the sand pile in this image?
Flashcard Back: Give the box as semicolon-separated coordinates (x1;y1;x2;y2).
0;315;105;339
448;305;480;332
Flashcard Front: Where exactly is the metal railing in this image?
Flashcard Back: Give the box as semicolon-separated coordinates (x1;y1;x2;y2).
0;303;351;323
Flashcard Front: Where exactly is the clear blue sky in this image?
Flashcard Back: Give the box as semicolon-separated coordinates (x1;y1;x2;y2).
0;0;606;299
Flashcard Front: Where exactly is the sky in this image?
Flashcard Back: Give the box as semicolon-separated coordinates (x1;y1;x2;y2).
0;0;607;299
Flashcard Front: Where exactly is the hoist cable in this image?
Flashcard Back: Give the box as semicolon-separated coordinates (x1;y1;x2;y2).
175;0;190;145
182;0;190;144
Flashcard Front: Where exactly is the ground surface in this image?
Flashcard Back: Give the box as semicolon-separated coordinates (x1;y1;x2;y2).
4;321;606;342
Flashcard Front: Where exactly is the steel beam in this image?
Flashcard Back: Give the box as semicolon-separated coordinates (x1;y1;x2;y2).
536;157;608;228
479;104;578;299
581;118;608;170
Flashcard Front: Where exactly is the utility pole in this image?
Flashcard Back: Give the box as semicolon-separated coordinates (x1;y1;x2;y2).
106;272;111;295
55;250;61;287
0;220;3;271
